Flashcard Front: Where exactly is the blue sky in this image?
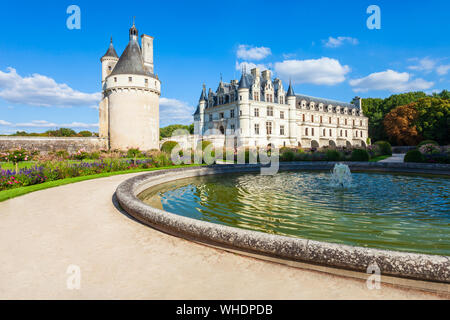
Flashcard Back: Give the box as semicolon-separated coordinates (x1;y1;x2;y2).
0;0;449;134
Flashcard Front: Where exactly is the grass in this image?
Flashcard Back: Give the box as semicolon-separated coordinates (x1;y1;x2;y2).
0;164;201;203
369;155;391;162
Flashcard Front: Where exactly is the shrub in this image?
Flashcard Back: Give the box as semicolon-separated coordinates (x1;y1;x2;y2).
126;148;142;158
280;150;295;162
351;149;370;162
55;150;69;159
326;149;342;161
72;148;89;160
161;141;179;154
404;150;425;163
88;151;100;160
201;140;212;151
374;141;392;156
418;140;439;147
419;143;440;155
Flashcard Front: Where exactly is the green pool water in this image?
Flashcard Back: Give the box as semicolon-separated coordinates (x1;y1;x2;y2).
139;171;450;256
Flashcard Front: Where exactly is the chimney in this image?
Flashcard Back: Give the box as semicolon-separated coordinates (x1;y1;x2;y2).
251;67;260;79
262;70;271;81
141;34;154;73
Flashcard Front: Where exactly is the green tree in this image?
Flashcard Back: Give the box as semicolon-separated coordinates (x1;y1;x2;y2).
160;124;193;139
414;97;450;145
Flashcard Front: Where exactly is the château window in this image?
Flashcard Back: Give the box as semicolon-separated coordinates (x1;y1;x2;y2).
267;106;273;117
360;130;363;137
360;120;363;126
340;130;343;137
280;125;285;136
329;117;331;124
231;124;235;132
302;114;305;122
220;112;224;119
108;66;112;71
254;108;259;117
240;95;242;101
280;111;285;119
329;129;332;136
356;131;358;137
320;116;323;123
230;110;235;118
254;93;259;101
305;128;308;136
266;122;272;135
129;77;132;82
254;123;260;135
209;114;213;122
145;78;148;87
353;119;355;126
337;118;340;125
345;130;348;137
312;128;314;136
345;119;348;126
323;129;326;136
279;96;284;104
311;115;314;122
114;77;117;83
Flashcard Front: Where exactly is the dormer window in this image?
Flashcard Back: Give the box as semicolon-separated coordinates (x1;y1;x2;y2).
114;77;117;83
129;77;132;83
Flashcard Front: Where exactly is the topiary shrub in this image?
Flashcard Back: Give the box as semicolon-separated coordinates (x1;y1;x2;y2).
374;141;392;156
404;149;425;163
127;148;143;158
418;140;439;147
161;141;178;154
280;150;295;162
201;140;212;151
350;149;370;162
326;149;342;161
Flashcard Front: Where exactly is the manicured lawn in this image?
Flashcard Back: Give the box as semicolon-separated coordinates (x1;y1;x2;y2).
0;164;201;203
369;155;391;162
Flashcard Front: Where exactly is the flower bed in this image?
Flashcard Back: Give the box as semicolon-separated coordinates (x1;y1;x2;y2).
0;156;175;191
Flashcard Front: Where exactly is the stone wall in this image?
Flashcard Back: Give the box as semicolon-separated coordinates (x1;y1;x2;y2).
0;137;108;154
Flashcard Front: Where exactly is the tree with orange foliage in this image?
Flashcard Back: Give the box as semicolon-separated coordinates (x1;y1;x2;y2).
383;103;421;146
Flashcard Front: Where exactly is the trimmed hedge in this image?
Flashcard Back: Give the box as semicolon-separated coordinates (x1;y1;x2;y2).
418;140;439;147
161;141;178;154
404;150;425;163
326;149;342;161
374;141;392;156
351;149;370;162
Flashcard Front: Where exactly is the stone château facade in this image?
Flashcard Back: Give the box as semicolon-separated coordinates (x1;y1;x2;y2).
194;68;368;149
99;22;160;151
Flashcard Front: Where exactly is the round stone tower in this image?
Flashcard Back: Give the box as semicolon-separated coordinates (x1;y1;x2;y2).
99;21;160;151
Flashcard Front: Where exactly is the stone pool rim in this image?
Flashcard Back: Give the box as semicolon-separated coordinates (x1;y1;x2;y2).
115;162;450;284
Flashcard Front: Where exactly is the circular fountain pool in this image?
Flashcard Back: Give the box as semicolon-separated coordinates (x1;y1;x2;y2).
139;170;450;256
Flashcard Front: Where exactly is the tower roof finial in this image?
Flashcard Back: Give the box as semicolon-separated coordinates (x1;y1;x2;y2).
133;16;135;26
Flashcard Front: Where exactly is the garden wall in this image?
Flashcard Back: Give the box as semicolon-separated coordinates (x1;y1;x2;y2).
0;137;108;154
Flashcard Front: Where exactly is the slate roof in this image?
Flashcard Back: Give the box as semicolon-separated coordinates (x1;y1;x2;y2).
295;94;355;108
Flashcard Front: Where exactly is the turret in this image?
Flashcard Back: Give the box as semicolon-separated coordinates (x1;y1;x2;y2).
286;80;297;145
194;84;207;135
238;71;250;141
100;37;119;85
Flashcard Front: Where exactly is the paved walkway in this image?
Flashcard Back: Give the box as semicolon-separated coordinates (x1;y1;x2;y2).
0;173;441;299
379;153;405;163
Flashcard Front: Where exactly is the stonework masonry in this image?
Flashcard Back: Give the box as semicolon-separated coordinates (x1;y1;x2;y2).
0;137;107;153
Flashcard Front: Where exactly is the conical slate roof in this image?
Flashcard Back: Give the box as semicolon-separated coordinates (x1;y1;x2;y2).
101;39;119;60
238;73;250;89
286;81;295;97
110;39;149;76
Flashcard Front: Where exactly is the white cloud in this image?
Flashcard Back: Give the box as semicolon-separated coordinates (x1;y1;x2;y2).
436;64;450;75
235;61;270;72
236;45;271;60
0;119;98;128
349;69;434;93
323;36;358;48
0;67;101;107
274;58;350;85
407;57;437;73
159;97;195;127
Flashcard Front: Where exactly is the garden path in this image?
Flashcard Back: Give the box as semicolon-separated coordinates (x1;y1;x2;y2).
379;153;405;163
